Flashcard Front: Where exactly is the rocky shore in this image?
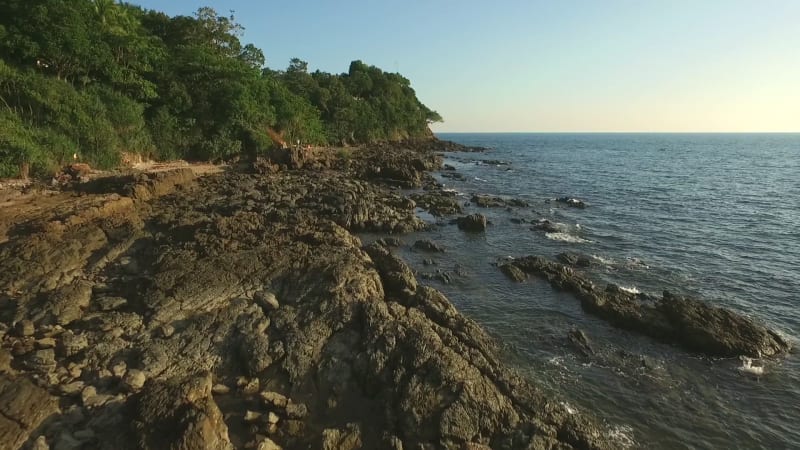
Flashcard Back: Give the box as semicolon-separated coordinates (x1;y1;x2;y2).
0;141;618;450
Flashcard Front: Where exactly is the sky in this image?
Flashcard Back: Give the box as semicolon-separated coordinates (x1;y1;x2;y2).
131;0;800;132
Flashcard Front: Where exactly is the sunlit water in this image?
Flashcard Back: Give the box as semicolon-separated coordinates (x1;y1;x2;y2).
365;133;800;448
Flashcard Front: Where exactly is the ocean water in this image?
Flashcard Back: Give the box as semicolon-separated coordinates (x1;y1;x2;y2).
382;133;799;448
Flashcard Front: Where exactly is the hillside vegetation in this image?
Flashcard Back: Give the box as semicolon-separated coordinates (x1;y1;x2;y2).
0;0;442;177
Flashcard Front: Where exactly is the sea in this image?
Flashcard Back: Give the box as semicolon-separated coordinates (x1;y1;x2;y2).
376;133;799;449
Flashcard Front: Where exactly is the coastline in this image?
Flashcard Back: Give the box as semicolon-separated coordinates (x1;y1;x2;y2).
0;139;789;449
0;140;615;449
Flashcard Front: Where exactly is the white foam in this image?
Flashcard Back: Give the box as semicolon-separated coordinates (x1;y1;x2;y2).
591;254;615;266
560;401;578;415
619;286;641;295
608;424;637;448
474;176;487;182
738;356;765;376
545;232;590;243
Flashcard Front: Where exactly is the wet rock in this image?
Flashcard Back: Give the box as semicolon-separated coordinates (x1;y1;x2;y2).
499;264;527;282
505;256;791;357
568;328;594;357
556;197;587;208
557;252;593;267
413;239;446;253
410;192;462;216
457;213;488;232
531;219;565;233
471;194;528;208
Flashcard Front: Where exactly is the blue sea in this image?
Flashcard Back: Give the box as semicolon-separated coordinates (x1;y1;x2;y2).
386;133;799;448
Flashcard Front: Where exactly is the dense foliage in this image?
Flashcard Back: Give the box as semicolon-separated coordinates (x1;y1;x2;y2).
0;0;442;177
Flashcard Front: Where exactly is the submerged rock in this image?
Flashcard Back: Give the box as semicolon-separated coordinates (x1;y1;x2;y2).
555;197;587;208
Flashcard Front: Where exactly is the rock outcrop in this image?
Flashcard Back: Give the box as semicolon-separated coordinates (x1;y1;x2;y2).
503;256;791;358
0;146;616;449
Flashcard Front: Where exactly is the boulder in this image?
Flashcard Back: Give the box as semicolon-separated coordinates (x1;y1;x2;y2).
457;214;487;232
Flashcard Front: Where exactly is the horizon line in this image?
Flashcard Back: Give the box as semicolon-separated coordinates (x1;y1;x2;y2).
433;131;800;134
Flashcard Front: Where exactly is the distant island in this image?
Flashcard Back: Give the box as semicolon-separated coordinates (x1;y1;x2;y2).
0;0;442;178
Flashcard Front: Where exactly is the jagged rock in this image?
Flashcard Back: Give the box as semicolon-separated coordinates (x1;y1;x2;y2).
322;423;362;450
568;328;594;357
257;438;282;450
557;252;593;267
410;192;462;216
130;374;233;450
244;410;262;422
555;197;587;208
506;256;791;357
123;369;147;391
285;402;308;420
255;291;280;311
31;435;50;450
413;239;446;253
57;331;88;357
500;264;527;282
471;194;528;208
15;320;35;337
260;391;288;408
0;142;617;449
457;214;488;232
0;375;59;449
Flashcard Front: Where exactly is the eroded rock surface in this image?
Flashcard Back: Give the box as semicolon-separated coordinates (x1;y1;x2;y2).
0;145;616;449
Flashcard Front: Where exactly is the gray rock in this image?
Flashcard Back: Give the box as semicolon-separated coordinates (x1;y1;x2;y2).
457;214;487;232
123;369;147;391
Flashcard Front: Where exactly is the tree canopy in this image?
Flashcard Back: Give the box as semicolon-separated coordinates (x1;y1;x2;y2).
0;0;442;177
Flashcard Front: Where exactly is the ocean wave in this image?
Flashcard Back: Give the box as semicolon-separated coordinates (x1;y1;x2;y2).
545;232;590;243
474;176;488;182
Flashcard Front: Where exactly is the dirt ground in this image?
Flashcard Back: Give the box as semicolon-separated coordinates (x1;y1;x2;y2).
0;161;224;244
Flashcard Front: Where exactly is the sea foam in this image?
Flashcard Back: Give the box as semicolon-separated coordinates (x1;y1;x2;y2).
545;232;590;243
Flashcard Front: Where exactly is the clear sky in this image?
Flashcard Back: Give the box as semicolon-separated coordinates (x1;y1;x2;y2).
131;0;800;132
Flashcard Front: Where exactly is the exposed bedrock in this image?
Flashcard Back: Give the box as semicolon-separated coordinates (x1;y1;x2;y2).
503;256;791;358
0;157;616;448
